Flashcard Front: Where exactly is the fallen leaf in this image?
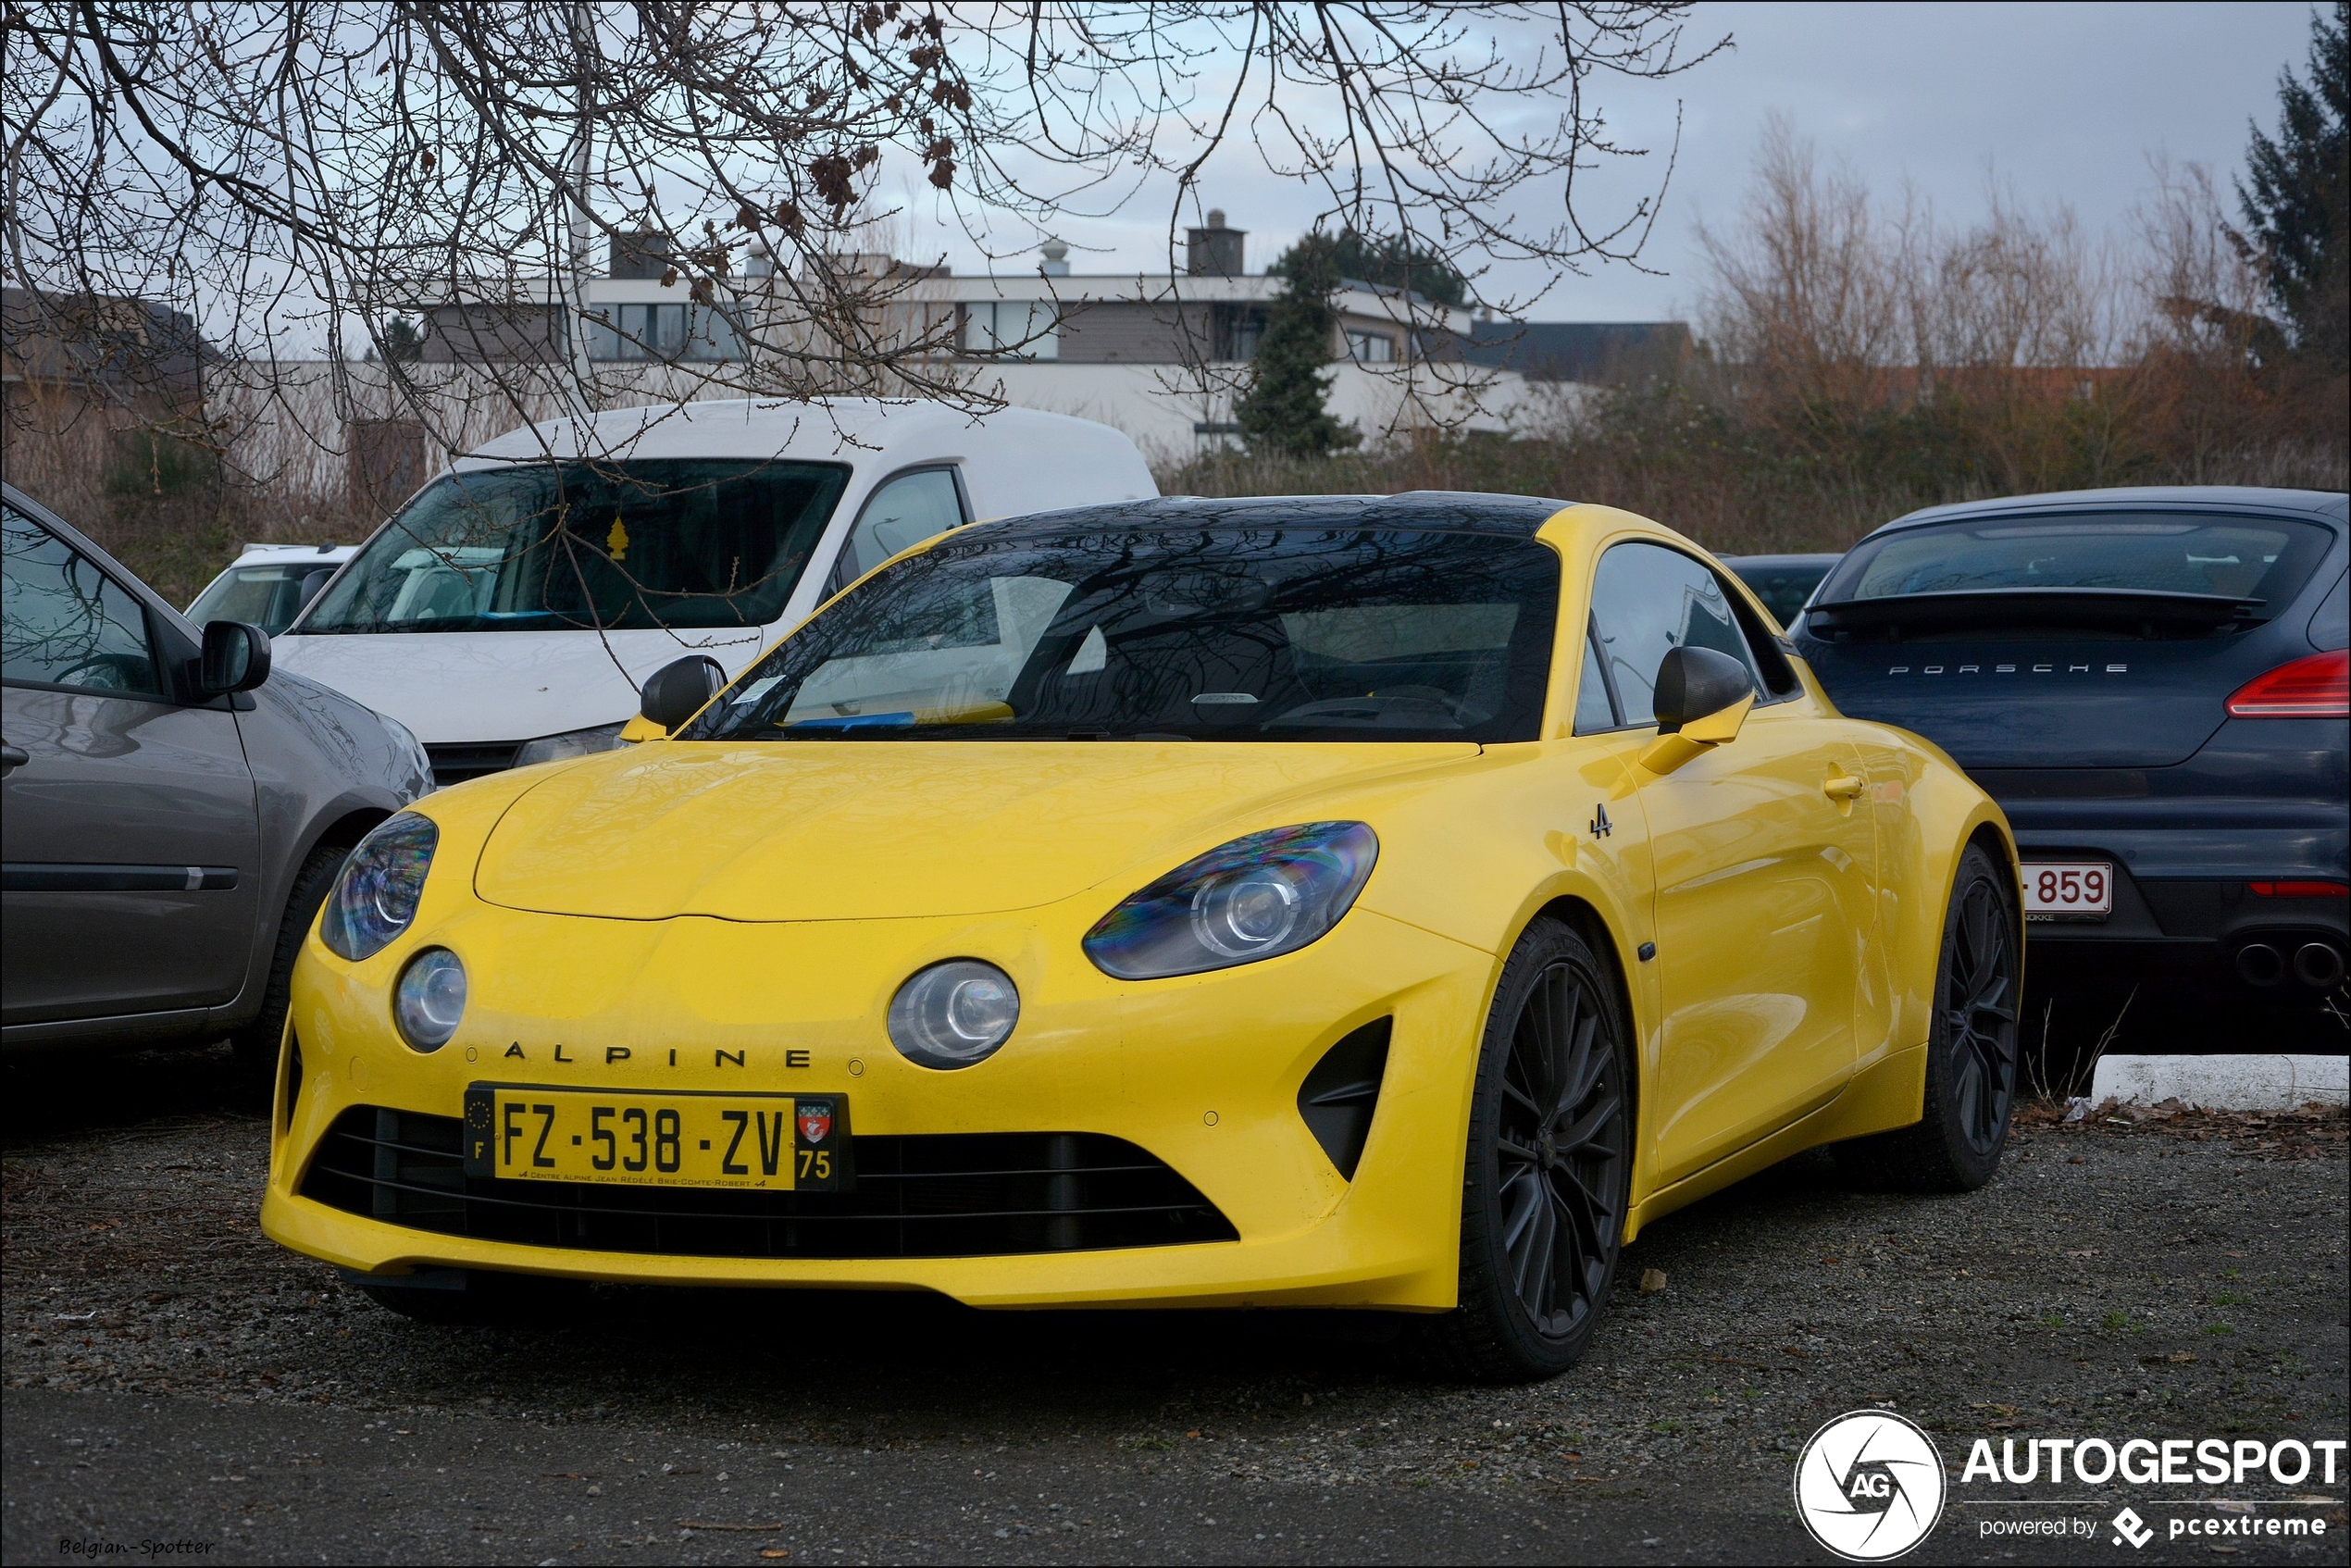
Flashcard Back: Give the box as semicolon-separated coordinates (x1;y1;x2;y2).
1639;1268;1668;1293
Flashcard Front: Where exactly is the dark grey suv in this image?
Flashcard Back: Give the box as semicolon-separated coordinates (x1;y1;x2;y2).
3;483;432;1070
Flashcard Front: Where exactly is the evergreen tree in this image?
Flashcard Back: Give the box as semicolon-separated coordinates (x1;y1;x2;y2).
2235;1;2347;371
1235;232;1362;457
1327;229;1468;308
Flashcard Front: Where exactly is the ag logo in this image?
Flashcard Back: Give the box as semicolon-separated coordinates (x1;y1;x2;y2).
797;1101;834;1143
1793;1410;1947;1562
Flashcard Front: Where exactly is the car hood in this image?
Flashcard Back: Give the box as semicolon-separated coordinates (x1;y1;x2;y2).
270;628;765;746
472;740;1479;921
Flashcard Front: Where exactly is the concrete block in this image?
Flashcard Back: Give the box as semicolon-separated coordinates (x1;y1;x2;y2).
2089;1053;2349;1111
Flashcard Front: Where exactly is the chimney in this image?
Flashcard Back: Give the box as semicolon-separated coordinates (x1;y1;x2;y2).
609;230;669;280
1039;240;1070;278
1186;209;1244;277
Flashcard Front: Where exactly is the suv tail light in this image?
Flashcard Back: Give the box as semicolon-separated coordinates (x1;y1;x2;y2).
2226;650;2348;717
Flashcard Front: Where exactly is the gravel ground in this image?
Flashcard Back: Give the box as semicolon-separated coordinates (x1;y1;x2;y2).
3;1044;2346;1565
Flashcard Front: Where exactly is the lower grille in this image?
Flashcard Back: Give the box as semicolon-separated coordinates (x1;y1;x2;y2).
423;742;520;787
301;1107;1237;1259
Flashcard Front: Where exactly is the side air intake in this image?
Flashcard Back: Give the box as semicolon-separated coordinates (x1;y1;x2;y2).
1297;1017;1392;1180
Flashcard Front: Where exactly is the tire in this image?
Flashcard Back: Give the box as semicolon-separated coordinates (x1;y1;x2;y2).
230;840;354;1087
1835;842;2021;1192
1422;917;1635;1383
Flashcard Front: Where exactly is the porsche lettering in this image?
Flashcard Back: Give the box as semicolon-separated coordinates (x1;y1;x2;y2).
1887;663;2129;675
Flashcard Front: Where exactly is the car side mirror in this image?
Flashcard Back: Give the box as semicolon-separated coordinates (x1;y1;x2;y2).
1637;645;1755;776
198;620;271;696
639;654;728;734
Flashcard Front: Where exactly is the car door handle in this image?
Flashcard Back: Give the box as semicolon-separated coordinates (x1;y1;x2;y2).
1822;773;1866;801
0;744;26;775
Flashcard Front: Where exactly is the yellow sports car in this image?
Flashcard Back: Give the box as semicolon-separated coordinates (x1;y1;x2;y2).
263;493;2021;1381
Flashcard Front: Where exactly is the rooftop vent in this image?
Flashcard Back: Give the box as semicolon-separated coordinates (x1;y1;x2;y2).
1039;240;1070;278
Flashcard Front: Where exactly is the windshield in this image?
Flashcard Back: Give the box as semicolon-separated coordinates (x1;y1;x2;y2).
189;561;342;634
300;459;848;633
687;528;1561;743
1826;513;2332;617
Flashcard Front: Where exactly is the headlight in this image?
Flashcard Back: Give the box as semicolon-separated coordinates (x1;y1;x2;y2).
513;721;628;767
319;813;438;961
1084;821;1378;979
393;947;466;1052
888;960;1020;1069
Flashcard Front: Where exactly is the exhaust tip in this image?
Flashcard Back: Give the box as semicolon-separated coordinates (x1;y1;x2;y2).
2292;941;2346;990
2236;942;2286;987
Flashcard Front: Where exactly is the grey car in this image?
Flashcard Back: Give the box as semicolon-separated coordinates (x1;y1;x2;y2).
2;482;431;1070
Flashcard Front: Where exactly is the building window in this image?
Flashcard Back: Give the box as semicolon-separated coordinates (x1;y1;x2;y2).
1346;329;1396;364
965;301;1060;360
587;303;743;362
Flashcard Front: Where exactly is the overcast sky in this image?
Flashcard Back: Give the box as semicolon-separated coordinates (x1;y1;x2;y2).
911;1;2322;325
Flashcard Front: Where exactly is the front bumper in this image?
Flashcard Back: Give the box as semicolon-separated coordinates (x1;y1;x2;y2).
262;899;1498;1311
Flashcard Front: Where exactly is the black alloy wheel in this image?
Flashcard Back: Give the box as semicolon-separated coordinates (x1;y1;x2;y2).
1428;917;1633;1382
1945;869;2020;1158
1835;842;2021;1191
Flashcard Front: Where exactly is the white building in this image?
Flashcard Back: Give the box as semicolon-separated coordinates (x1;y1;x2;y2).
398;213;1537;466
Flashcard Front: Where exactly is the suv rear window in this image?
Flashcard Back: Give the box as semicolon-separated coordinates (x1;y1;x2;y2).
1824;512;2332;621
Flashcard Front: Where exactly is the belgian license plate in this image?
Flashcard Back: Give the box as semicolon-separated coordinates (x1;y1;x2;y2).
2022;862;2112;920
462;1086;851;1191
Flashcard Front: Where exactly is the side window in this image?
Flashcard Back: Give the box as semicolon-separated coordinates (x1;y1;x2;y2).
1586;541;1763;728
831;468;967;591
1;504;165;697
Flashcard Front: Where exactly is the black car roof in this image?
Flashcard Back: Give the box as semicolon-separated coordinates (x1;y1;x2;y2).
1868;485;2348;540
976;491;1574;541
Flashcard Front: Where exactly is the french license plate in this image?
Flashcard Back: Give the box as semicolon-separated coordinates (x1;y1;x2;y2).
2022;861;2113;920
462;1086;851;1191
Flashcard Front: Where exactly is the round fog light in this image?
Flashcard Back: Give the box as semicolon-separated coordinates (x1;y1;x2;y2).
888;960;1019;1069
393;947;467;1052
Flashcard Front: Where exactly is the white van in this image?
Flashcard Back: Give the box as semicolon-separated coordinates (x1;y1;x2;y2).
273;399;1157;784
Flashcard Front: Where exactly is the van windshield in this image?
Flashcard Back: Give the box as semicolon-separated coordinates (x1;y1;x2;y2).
299;459;849;633
687;527;1560;743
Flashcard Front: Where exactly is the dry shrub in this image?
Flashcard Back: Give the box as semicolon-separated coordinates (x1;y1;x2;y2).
4;378;428;607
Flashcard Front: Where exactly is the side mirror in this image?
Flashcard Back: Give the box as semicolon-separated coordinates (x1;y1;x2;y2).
1638;645;1755;776
198;620;271;695
639;654;728;734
